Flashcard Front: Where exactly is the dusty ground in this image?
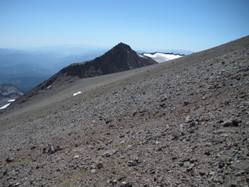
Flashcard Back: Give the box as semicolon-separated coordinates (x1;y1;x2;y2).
0;36;249;187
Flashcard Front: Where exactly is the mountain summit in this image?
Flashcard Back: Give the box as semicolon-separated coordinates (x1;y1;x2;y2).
111;42;132;51
37;42;157;90
59;42;156;78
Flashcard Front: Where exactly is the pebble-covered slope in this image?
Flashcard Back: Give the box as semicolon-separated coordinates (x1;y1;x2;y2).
0;36;249;187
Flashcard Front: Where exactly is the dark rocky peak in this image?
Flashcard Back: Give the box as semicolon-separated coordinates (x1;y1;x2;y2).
103;42;133;58
57;42;157;79
111;42;132;51
21;43;157;95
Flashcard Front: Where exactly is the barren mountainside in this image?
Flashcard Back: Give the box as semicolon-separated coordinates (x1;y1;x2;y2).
0;36;249;186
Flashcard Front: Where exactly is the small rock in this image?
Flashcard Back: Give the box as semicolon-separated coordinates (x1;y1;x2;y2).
90;169;96;174
90;164;96;169
120;181;132;187
179;159;195;172
212;175;224;184
120;140;126;144
172;156;177;161
204;151;211;156
108;179;117;185
73;155;80;159
159;103;166;108
128;158;140;167
178;162;184;167
105;119;112;124
183;161;191;167
202;96;207;100
48;144;56;154
223;119;241;127
189;120;198;127
6;157;14;163
96;162;104;169
185;115;192;123
10;182;20;187
30;146;36;150
45;144;62;154
132;111;137;117
179;123;185;134
119;134;125;138
209;171;215;176
199;171;206;176
232;160;249;170
102;149;117;157
183;101;189;106
218;161;225;169
160;95;168;102
2;169;8;176
74;143;79;147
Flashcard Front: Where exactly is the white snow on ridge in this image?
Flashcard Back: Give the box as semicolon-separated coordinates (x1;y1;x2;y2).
8;99;16;102
0;103;11;110
73;91;82;96
47;85;52;89
143;53;182;63
0;98;17;110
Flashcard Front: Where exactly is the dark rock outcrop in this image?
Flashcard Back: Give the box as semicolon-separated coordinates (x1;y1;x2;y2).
61;42;157;78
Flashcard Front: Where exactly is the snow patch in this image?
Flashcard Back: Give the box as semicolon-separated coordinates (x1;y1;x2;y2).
73;91;82;96
143;53;182;63
8;99;16;102
0;103;11;110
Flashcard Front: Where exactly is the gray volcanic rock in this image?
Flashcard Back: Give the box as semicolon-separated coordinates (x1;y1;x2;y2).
0;36;249;186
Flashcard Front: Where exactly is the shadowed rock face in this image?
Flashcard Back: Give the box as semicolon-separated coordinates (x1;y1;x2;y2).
60;42;157;78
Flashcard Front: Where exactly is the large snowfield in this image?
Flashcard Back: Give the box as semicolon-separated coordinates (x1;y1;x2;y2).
143;52;182;63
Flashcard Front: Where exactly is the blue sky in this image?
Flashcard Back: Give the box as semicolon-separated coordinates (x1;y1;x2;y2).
0;0;249;51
